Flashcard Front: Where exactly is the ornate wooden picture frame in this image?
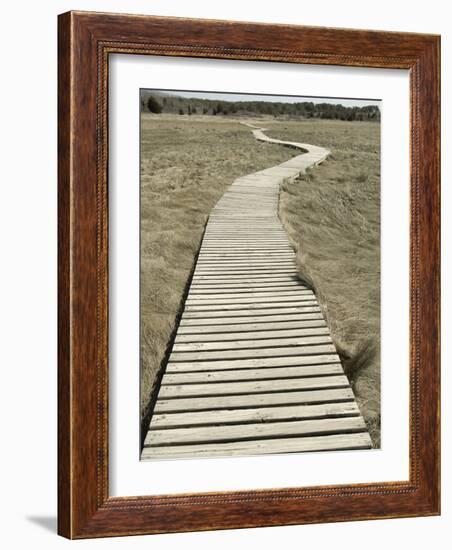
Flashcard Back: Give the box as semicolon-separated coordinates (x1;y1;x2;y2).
58;11;440;538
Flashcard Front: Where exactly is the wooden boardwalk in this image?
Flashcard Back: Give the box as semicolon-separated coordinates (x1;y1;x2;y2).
142;125;372;460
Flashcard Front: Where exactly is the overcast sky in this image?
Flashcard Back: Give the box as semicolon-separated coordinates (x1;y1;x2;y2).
150;89;381;108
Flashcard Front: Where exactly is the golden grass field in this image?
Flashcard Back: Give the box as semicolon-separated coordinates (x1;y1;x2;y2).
140;113;380;447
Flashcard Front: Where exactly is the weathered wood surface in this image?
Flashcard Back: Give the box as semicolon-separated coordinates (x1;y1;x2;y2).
143;126;371;459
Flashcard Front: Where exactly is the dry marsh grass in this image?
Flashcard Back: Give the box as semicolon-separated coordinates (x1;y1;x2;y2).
140;114;293;438
266;119;381;446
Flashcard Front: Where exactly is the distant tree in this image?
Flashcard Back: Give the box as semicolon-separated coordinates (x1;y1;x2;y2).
139;91;379;121
147;95;163;114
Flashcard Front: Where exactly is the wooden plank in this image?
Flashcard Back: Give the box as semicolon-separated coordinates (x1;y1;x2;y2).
201;245;292;249
166;354;341;371
189;285;308;293
184;302;319;312
195;263;297;269
192;273;301;280
191;278;301;285
204;237;287;240
187;293;312;301
202;237;289;240
200;249;293;253
193;270;302;284
206;233;287;235
150;402;360;428
208;223;282;225
198;254;294;259
202;236;288;239
209;214;281;216
145;417;367;446
182;306;321;318
208;223;281;226
193;268;299;275
154;387;356;413
209;216;280;219
192;274;302;282
203;233;287;236
200;250;293;253
202;245;290;248
196;257;295;263
158;375;349;398
193;274;297;281
213;206;278;209
206;226;284;229
210;210;280;213
175;327;329;341
199;249;292;253
201;240;290;243
189;288;309;296
185;301;318;311
200;248;293;252
212;207;278;210
189;286;307;293
196;260;296;265
169;344;336;362
203;234;287;237
200;246;292;251
189;281;307;288
187;294;317;307
178;319;326;333
214;197;277;201
207;223;283;225
163;364;344;383
213;206;276;210
201;241;290;245
196;256;293;261
204;231;285;234
190;282;306;290
204;236;287;239
142;432;372;459
180;313;324;325
211;214;278;217
196;264;296;271
200;245;292;249
186;294;315;305
218;196;276;200
172;335;332;352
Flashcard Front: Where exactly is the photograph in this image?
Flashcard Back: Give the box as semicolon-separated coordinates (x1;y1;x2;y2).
50;5;440;540
139;89;381;460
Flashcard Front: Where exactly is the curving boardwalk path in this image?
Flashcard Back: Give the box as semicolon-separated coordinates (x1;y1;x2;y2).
142;124;372;459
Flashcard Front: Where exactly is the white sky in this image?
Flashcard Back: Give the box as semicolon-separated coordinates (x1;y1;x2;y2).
147;89;381;108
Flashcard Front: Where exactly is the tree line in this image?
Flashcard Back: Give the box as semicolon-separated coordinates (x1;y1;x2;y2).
140;92;380;121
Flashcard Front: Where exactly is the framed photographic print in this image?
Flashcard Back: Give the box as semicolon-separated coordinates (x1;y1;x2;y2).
58;11;440;538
